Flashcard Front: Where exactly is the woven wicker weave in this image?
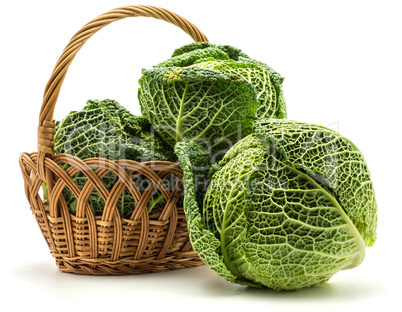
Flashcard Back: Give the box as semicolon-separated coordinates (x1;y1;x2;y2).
19;5;208;275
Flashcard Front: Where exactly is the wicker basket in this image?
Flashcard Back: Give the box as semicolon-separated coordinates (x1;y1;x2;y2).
19;5;208;275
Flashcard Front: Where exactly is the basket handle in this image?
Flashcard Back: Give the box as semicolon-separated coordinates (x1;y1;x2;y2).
36;5;208;180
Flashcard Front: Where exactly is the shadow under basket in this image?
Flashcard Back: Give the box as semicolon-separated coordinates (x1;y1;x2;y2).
19;6;210;275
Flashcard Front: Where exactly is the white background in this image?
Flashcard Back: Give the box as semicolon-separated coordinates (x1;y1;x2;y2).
1;0;401;310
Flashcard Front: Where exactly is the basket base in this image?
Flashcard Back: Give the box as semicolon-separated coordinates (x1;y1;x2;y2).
54;254;204;275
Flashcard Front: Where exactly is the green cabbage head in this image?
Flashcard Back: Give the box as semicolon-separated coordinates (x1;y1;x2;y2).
52;99;174;217
175;119;377;291
139;42;286;152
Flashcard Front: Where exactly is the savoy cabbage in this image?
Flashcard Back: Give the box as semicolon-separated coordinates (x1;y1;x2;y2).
138;42;286;152
54;99;174;162
175;119;377;291
53;99;174;217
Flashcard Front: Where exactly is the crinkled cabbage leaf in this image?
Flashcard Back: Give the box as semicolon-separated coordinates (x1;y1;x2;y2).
168;42;287;120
